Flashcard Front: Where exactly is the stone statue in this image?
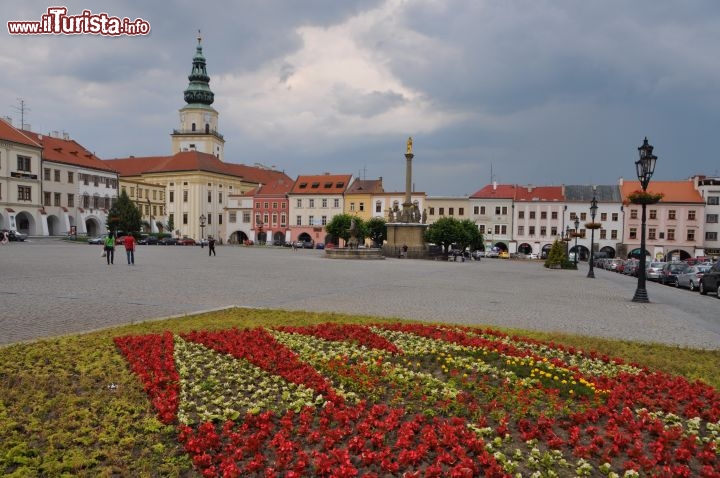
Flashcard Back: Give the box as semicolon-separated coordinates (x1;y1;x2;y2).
406;136;413;154
387;209;395;222
422;208;427;224
347;218;359;249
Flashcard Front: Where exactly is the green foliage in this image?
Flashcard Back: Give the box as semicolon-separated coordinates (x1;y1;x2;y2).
365;217;387;247
424;217;480;253
106;190;142;234
544;239;567;268
325;214;366;244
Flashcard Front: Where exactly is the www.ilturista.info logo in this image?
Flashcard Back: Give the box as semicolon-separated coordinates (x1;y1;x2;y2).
7;7;150;36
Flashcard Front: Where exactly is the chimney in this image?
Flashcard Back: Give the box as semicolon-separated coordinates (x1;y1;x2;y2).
618;177;624;187
492;180;497;191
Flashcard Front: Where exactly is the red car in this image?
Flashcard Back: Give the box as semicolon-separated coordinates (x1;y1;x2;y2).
177;237;196;246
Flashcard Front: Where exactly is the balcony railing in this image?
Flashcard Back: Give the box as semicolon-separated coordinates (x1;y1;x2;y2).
172;129;225;140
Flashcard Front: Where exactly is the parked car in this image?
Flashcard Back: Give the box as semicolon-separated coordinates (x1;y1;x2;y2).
177;237;196;246
2;229;26;242
87;234;107;245
158;236;178;245
471;250;485;260
698;261;720;297
498;251;510;259
622;259;639;276
659;262;688;286
645;262;666;281
527;253;539;260
315;242;325;249
485;251;499;258
676;265;711;291
606;258;624;271
196;238;209;247
138;234;158;245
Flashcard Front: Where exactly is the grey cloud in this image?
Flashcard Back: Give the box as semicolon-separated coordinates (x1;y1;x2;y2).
334;87;407;118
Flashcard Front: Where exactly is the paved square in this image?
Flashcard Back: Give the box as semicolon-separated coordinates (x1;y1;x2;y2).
1;239;718;349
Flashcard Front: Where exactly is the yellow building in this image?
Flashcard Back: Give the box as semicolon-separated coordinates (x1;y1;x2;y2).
119;178;166;233
344;178;385;220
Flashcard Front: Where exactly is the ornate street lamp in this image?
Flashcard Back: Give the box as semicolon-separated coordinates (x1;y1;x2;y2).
573;217;580;267
199;214;206;241
632;137;658;303
587;193;598;278
564;225;571;258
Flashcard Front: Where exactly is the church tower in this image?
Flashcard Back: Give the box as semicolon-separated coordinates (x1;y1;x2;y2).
171;34;225;160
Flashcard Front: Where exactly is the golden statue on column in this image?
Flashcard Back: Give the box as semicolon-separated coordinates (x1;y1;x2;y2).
406;136;413;155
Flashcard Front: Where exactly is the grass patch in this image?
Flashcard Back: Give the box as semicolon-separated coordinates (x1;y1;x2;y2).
1;307;718;476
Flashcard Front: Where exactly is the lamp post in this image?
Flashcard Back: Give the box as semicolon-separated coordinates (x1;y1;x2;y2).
587;194;598;278
565;225;571;258
573;217;580;267
632;137;658;303
199;214;206;247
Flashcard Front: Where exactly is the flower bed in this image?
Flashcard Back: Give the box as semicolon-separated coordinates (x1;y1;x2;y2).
115;323;720;477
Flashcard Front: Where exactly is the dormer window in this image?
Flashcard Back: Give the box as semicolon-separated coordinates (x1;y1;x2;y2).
324;182;333;188
298;183;307;189
311;182;320;188
336;182;344;188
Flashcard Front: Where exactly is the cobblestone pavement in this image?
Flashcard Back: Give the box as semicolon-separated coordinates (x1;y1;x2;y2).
1;239;719;349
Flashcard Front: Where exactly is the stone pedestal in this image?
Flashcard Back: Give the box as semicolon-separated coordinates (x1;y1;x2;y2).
383;222;428;258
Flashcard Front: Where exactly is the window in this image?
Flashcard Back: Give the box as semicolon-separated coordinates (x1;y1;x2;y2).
153;190;157;200
501;225;507;234
529;211;536;219
182;213;188;225
83;174;89;186
333;199;339;208
687;229;695;241
611;230;617;240
282;202;286;209
168;213;174;226
480;206;486;215
321;199;327;208
630;209;638;219
44;168;51;180
83;194;90;208
649;209;656;220
229;212;237;223
611;213;618;221
600;230;606;239
44;192;51;206
707;214;719;223
667;228;675;240
218;192;223;204
705;231;718;241
68;171;74;183
169;191;174;202
688;210;696;220
540;211;547;219
67;194;74;207
449;208;454;216
309;199;315;208
668;210;676;220
255;213;262;225
296;215;302;226
54;192;61;206
130;187;135;197
708;196;719;205
600;212;607;221
479;225;485;234
518;211;525;219
459;207;464;216
494;225;501;234
242;212;251;223
529;226;536;236
264;202;269;209
183;190;188;202
270;202;276;209
152;206;157;216
502;206;508;215
208;191;212;203
263;213;269;225
495;206;501;215
551;211;558;220
580;213;587;221
376;201;382;213
540;226;546;236
570;212;577;220
296;199;302;208
138;189;143;199
551;227;557;236
207;214;212;225
321;215;327;225
473;206;479;214
308;215;314;225
360;202;365;212
17;155;31;171
281;213;286;227
429;207;435;215
629;228;637;240
648;228;656;240
272;213;278;226
439;207;445;215
517;226;524;235
350;202;355;211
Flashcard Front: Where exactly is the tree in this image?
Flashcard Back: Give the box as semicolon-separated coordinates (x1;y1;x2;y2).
325;214;366;245
365;217;387;247
457;219;482;253
106;190;142;235
544;239;567;269
424;217;462;253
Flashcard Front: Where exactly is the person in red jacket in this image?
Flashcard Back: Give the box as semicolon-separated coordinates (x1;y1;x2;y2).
124;234;136;265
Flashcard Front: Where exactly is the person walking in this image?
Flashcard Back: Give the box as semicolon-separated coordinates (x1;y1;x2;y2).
103;234;115;265
208;235;216;256
124;234;136;265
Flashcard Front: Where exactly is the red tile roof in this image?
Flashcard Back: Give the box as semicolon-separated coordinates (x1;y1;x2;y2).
21;130;117;172
290;174;353;195
514;185;564;202
346;178;384;194
0;120;40;148
104;151;291;185
470;184;517;199
620;180;704;203
245;177;294;197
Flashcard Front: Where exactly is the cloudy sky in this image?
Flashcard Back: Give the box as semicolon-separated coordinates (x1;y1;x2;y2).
2;1;719;195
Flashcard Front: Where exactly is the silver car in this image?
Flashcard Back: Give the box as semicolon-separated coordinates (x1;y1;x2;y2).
676;265;711;291
645;262;666;281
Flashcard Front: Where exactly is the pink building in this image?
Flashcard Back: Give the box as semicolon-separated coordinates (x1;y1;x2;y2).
620;179;705;261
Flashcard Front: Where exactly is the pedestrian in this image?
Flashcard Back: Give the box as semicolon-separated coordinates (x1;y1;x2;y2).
1;230;8;244
124;234;136;265
402;244;408;258
103;234;115;265
208;235;216;256
292;241;297;251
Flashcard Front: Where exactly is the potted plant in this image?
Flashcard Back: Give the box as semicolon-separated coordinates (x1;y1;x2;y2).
626;190;664;205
